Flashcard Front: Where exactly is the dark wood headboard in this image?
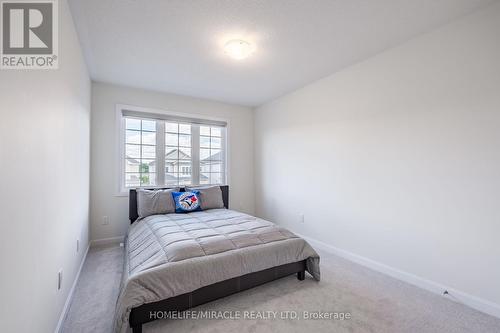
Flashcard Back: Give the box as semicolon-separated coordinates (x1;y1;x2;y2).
129;185;229;223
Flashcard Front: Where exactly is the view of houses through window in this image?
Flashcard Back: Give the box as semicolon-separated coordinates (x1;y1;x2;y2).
124;117;225;188
200;125;223;185
165;122;192;185
125;118;157;187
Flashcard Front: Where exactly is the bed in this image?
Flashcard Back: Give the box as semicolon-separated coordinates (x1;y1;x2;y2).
114;185;320;333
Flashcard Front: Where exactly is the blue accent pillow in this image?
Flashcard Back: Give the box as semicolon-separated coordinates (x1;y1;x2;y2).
172;191;202;213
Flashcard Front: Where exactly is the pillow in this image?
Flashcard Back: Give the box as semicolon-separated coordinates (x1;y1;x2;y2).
172;191;202;213
137;188;178;218
186;186;224;210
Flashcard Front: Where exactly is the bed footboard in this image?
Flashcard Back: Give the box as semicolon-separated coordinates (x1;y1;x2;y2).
129;259;307;332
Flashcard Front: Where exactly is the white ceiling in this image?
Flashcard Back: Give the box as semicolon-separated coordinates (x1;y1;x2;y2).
69;0;495;107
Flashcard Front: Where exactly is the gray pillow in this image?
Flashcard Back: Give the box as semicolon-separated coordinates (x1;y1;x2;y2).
186;186;224;210
137;188;178;218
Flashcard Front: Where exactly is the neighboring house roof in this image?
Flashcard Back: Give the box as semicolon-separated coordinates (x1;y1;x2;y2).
202;150;222;161
166;148;191;161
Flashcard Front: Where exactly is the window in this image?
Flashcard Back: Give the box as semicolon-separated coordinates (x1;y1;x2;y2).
165;122;192;185
124;118;157;187
119;107;227;190
200;126;224;185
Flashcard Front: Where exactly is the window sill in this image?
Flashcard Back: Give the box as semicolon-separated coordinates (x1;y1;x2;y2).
116;184;227;197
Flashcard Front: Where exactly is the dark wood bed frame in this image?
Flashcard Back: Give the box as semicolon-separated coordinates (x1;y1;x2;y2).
128;186;307;333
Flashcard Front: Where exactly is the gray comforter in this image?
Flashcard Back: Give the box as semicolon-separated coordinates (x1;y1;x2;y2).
114;209;320;333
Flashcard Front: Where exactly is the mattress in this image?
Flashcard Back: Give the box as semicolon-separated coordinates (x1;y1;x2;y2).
114;209;320;333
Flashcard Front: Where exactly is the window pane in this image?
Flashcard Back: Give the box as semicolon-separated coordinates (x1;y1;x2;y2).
200;161;210;173
179;134;191;147
179;162;192;175
125;173;141;187
179;176;191;185
179;162;192;184
139;159;155;173
211;127;222;137
140;173;156;186
165;122;192;182
179;124;191;134
200;148;210;160
200;172;210;184
179;147;191;159
166;147;178;159
126;130;140;144
142;132;156;145
139;162;149;173
142;120;156;132
165;172;179;185
142;145;156;159
124;117;160;188
210;149;222;160
166;123;178;133
211;137;221;149
125;118;141;130
166;133;178;146
200;136;210;148
210;161;222;173
200;126;210;136
165;159;177;173
125;157;140;172
126;144;140;158
210;173;223;185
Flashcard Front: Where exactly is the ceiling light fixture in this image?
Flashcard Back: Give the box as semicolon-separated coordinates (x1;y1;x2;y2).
224;39;254;60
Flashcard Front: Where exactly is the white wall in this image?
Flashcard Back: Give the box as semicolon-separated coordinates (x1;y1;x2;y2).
0;1;91;332
254;3;500;313
90;82;254;240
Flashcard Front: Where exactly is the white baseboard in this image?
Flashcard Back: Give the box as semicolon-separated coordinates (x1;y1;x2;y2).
54;244;90;333
90;235;125;247
295;231;500;319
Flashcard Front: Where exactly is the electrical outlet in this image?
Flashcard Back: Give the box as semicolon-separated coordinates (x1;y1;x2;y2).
58;269;63;290
299;213;305;223
102;216;110;225
76;239;79;252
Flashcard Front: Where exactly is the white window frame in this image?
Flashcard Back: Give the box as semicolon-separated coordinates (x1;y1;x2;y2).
115;104;230;196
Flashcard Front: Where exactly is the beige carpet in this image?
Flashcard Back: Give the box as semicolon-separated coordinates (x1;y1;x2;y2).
62;244;500;333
